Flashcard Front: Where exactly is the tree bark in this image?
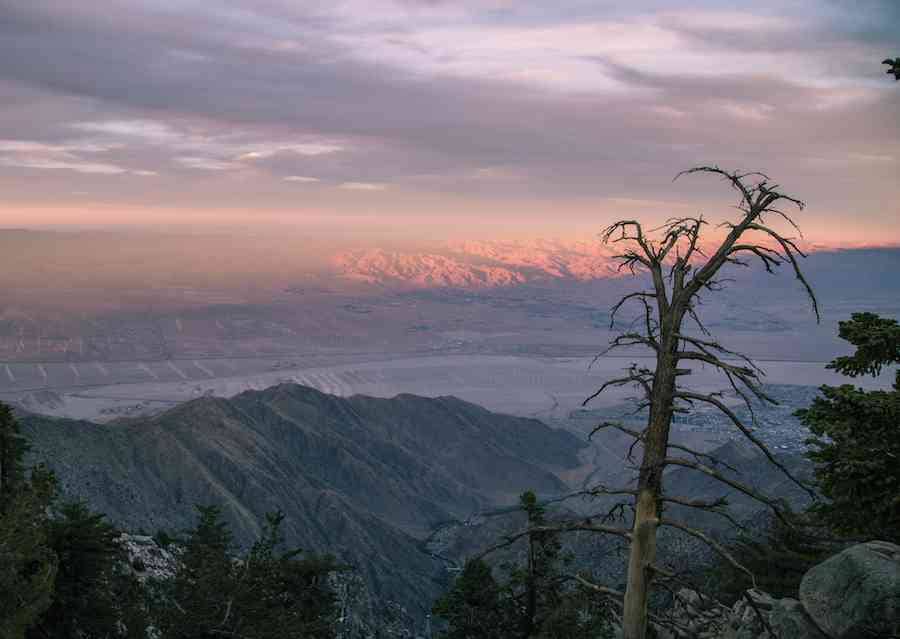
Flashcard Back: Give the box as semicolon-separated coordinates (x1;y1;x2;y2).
621;331;679;639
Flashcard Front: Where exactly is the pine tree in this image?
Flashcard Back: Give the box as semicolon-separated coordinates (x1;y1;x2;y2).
506;491;565;638
535;588;615;639
28;501;148;639
156;506;340;639
797;312;900;542
0;402;58;639
435;492;614;639
155;504;236;638
433;559;509;639
0;402;31;509
234;510;340;639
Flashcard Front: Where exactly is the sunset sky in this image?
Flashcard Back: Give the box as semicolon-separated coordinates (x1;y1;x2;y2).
0;1;898;244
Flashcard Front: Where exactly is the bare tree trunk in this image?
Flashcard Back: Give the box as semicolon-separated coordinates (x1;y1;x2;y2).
622;332;679;639
622;487;659;639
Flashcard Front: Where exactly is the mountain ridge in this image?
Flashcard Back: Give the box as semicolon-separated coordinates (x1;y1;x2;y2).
18;383;587;626
331;240;900;291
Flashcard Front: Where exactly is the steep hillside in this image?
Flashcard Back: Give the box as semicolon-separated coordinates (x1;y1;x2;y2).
19;384;585;625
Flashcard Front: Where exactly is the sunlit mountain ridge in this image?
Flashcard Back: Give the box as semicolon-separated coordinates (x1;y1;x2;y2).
331;236;899;289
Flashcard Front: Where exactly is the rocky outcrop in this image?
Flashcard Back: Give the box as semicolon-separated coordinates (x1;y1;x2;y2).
660;541;900;639
799;540;900;639
767;599;827;639
119;533;179;582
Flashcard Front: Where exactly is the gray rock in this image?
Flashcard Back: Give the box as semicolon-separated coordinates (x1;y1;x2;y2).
119;533;179;582
721;599;767;639
769;598;828;639
800;540;900;639
744;588;775;612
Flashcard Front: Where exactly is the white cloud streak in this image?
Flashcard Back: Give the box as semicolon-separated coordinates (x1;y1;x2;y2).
174;156;241;170
340;181;387;191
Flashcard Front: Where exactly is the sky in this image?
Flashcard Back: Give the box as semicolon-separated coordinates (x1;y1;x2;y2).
0;0;898;244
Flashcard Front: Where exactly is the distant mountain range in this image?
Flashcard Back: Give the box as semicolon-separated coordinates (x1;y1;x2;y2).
331;239;624;288
331;239;900;291
19;384;586;626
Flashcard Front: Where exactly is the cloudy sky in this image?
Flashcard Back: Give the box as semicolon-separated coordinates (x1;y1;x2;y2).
0;0;897;243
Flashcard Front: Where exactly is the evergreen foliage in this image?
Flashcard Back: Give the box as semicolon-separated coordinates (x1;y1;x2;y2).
154;504;239;638
28;501;148;639
432;559;509;639
827;312;900;379
0;402;59;639
434;491;613;639
0;401;32;507
504;491;566;638
797;312;900;542
0;465;58;639
884;57;900;80
698;517;834;605
534;588;615;639
155;505;340;639
233;510;340;639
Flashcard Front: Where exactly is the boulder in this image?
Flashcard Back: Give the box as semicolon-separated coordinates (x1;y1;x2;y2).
768;598;828;639
799;540;900;639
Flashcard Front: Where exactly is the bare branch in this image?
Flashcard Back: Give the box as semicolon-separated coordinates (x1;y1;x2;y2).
676;346;776;408
584;364;654;406
684;301;713;336
674;390;816;500
660;518;756;586
674;333;765;375
589;421;646;464
744;222;820;322
661;494;749;532
727;244;783;272
591;333;659;367
663;457;791;523
674;168;811;319
587;485;638;499
674;166;756;204
574;574;625;602
602;220;656;265
672;445;738;474
474;521;632;561
676;350;758;380
609;292;657;328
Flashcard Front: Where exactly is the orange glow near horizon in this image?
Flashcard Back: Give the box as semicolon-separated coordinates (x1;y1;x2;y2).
4;199;898;251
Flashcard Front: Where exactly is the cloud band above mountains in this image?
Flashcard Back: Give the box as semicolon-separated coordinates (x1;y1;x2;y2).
0;1;897;241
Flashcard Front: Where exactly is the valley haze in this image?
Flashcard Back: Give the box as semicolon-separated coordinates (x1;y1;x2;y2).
1;228;897;423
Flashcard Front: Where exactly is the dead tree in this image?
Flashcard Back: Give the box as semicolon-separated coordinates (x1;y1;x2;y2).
471;167;819;638
587;166;820;639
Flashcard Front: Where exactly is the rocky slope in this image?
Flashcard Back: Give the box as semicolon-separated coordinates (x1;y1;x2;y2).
662;541;900;639
19;384;585;631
